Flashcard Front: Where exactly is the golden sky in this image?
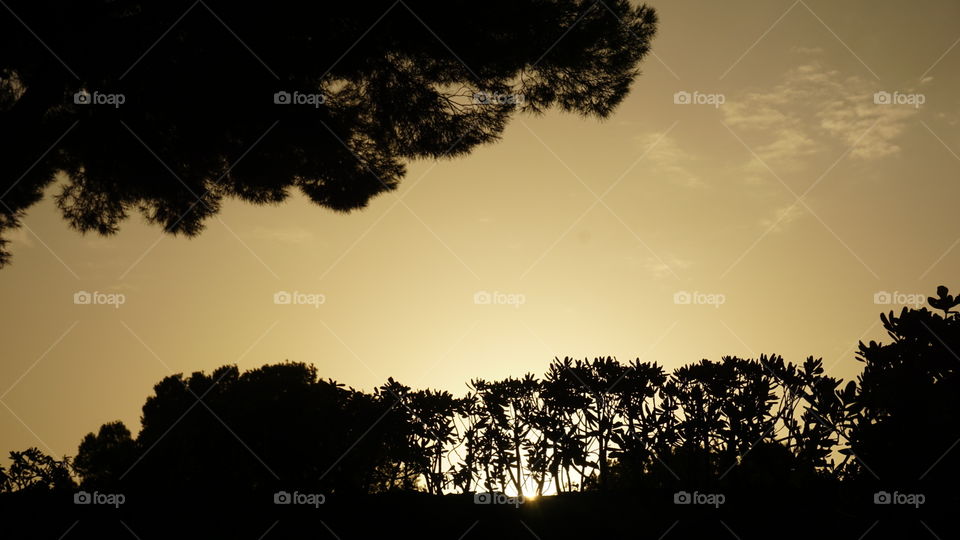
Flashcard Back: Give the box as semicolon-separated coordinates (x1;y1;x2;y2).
2;0;960;462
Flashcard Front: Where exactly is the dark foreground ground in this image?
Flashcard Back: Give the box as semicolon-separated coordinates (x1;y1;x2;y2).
2;486;956;540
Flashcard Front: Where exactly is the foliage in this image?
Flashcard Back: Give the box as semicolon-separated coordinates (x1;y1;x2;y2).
4;286;956;503
0;0;658;265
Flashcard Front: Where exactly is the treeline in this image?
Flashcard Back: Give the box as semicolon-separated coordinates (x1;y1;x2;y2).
3;287;959;501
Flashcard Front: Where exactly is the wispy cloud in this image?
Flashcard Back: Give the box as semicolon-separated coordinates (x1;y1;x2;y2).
634;133;704;188
5;228;34;248
759;204;806;233
644;254;692;279
724;58;920;170
791;45;825;55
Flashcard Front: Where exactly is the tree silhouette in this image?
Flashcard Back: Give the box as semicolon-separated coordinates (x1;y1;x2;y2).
762;355;853;475
371;378;423;492
845;286;960;494
540;358;593;493
450;391;478;493
407;388;462;494
468;375;541;495
376;378;462;494
2;447;74;492
608;360;673;489
560;356;630;491
73;420;137;490
7;287;959;538
0;0;658;265
82;361;402;495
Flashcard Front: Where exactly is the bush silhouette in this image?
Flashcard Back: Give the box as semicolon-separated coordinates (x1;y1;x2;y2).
846;286;960;496
2;286;958;538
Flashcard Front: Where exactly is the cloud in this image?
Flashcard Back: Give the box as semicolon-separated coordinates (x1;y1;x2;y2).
622;252;691;279
723;60;919;170
819;96;915;160
635;133;704;188
742;127;820;176
759;204;806;233
4;227;34;248
644;254;692;279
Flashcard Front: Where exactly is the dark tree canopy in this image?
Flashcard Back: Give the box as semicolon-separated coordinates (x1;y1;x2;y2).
846;286;960;489
0;0;658;265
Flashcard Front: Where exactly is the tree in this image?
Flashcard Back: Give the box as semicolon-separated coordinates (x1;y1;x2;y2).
0;0;658;265
539;358;592;493
608;359;670;487
655;357;784;486
763;355;854;475
406;388;462;494
845;286;960;494
375;378;462;494
74;420;138;489
372;378;424;492
565;356;629;491
4;447;75;492
130;362;398;494
470;375;541;495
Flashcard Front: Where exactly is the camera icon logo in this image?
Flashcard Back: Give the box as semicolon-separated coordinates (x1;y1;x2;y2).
673;91;691;105
74;291;92;304
873;291;892;304
74;491;92;504
474;492;492;504
673;291;692;305
274;491;291;504
472;92;491;105
74;90;92;105
673;491;691;504
473;290;492;305
274;291;292;305
873;91;892;105
873;491;891;504
274;91;291;105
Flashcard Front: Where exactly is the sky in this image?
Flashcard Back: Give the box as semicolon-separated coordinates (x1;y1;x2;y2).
2;0;960;463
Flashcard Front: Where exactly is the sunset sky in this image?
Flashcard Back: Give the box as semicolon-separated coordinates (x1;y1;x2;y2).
2;0;960;463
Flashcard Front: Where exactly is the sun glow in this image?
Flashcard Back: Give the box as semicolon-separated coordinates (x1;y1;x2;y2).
501;477;558;499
